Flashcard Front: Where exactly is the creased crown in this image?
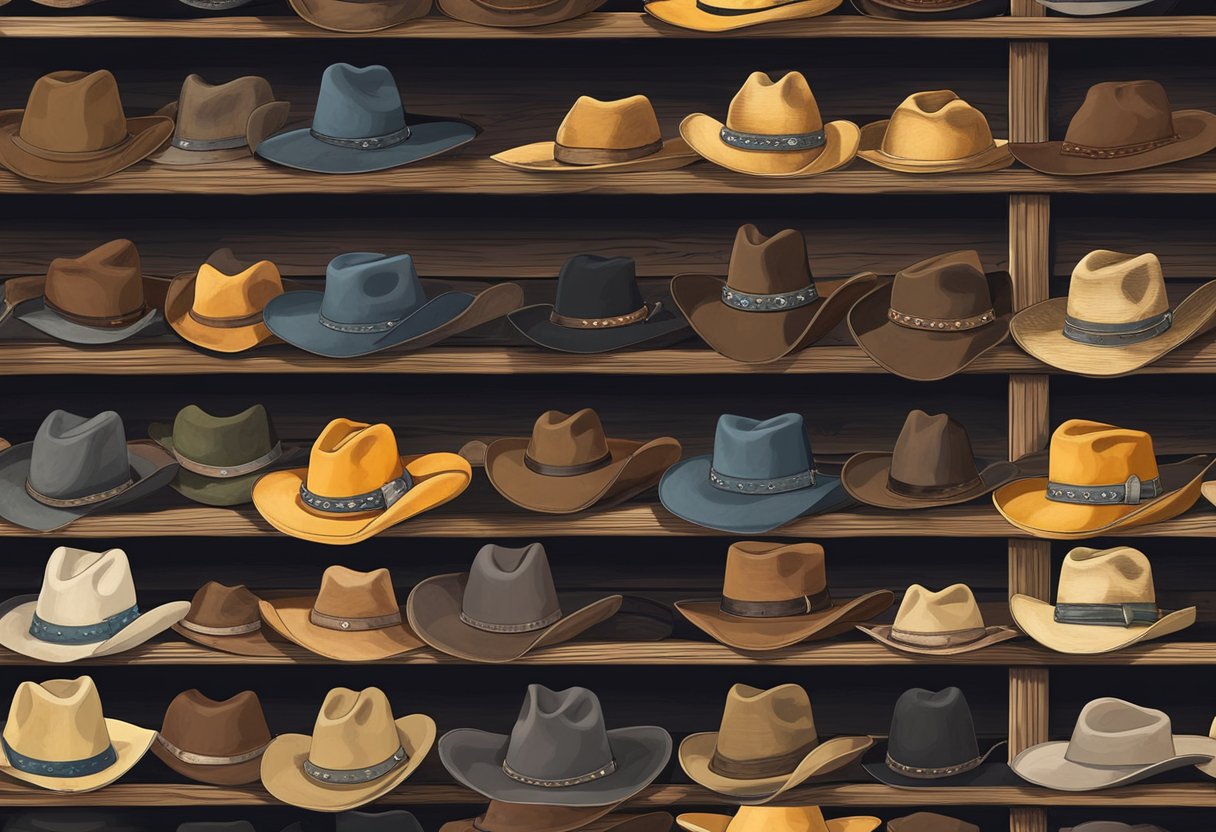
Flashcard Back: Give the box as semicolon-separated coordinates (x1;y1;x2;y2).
1064;697;1175;766
726;225;815;295
45;239;145;320
1063;81;1177;150
176;74;278;141
889;410;981;489
890;250;993;320
724;807;832;832
526;409;611;468
160;689;271;756
882;91;996;162
1046;419;1160;488
309;687;403;770
313;566;401;620
463;543;561;628
3;677;113;762
35;547;136;627
556;96;662;152
320;253;425;327
894;584;985;635
28;409;133;500
726;72;823;136
1065;251;1169;325
721;542;826;603
715;683;817;761
19;71;129;154
710;413;814;481
170;403;277;467
504;685;614;781
1056;546;1157;606
192;260;284;321
186;581;261;628
305;419;403;499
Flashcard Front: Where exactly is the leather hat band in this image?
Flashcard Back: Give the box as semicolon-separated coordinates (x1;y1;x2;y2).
187;307;267;329
180;618;262;636
523;450;613;477
1061;134;1179;159
1046;474;1162;506
460;607;563;634
174;442;283;479
1062;310;1173;346
889;625;988;648
172;134;248;152
553;139;663;165
720;587;832;618
1;737;117;779
310;124;412;151
156;734;269;767
888;306;995;332
720;126;825;152
29;604;140;645
299;473;413;515
885;750;985;779
549;303;655;330
501;757;617;788
43;296;149;329
709;739;816;779
304;746;407;785
309;608;403;632
1053;602;1164;627
886;474;983;500
25;474;136;509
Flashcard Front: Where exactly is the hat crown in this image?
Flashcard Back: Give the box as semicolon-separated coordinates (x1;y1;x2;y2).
1046;419;1160;488
1064;81;1177;150
1056;546;1157;605
726;225;815;295
714;683;817;761
313;566;401;620
893;583;986;635
726;72;823;136
18;70;128;154
176;74;276;141
504;685;615;782
721;542;827;603
888;410;981;489
27;409;132;502
304;419;404;499
1065;251;1170;325
889;250;994;320
1064;697;1177;767
886;813;980;832
710;413;816;481
192;260;285;321
335;811;425;832
3;677;113;763
726;807;831;832
309;687;404;770
34;547;137;628
552;255;645;319
312;64;407;141
160;689;271;756
320;252;426;327
170;403;278;468
526;409;612;468
186;581;262;629
556;96;662;151
886;687;982;769
462;543;562;629
44;239;146;322
882;91;996;161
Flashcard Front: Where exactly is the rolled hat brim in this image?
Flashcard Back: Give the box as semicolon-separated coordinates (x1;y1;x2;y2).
676;590;894;652
1010;110;1216;175
258;594;424;661
150;103;291;167
678;813;880;832
507;304;691;354
438;0;605;25
1205;481;1216;508
151;736;264;786
171;619;294;658
149;422;309;507
256;119;475;173
858;120;1013;174
680;114;859;177
492;137;698;172
163;270;278;354
0;594;190;663
0;719;156;793
17;303;164;346
644;0;839;30
1009;281;1216;377
840;451;1046;510
0;112;173;184
1010;736;1216;791
856;623;1021;655
1009;594;1196;655
289;0;431;31
864;743;1019;788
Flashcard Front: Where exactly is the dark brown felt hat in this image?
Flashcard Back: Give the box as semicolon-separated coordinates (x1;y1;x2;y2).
671;225;878;365
152;74;290;166
440;805;673;832
152;689;271;785
172;582;292;658
439;0;605;26
1011;80;1216;176
847;250;1012;381
851;0;1006;18
288;0;433;32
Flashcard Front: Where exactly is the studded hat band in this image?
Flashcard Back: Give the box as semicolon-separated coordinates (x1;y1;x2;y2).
523;450;614;477
299;473;413;515
156;734;269;767
720;587;832;619
553;139;664;165
29;604;141;645
179;618;263;637
885;750;985;780
26;474;137;509
304;746;407;785
1062;310;1173;347
43;296;149;330
889;625;989;648
1045;474;1163;506
501;757;617;788
172;134;249;152
187;307;267;329
318;312;404;334
460;607;564;633
1053;602;1164;627
720;126;826;152
1;737;117;779
174;442;284;479
721;284;819;313
310;608;403;632
549;303;656;330
709;739;818;779
310;124;413;151
888;306;995;332
709;467;816;495
1061;133;1179;160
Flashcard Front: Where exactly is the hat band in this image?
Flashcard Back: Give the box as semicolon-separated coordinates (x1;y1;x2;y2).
172;134;249;152
187;306;267;329
523;450;613;477
720;587;831;618
709;739;817;779
721;284;819;313
719;127;826;152
886;473;983;500
1062;310;1173;347
310;608;403;631
549;303;655;330
25;473;136;508
695;0;813;14
1053;602;1164;627
155;734;269;767
553;138;664;165
299;472;413;514
29;604;140;645
180;618;262;636
890;625;989;648
318;312;405;334
709;467;817;495
501;757;617;788
888;306;995;332
0;736;117;779
11;131;134;163
310;124;412;151
460;607;564;633
43;296;149;329
304;746;407;785
885;750;985;780
174;441;284;479
1061;133;1180;160
1046;474;1162;506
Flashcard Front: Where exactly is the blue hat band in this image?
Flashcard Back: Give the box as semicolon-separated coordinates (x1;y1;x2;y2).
1;736;118;779
29;604;140;645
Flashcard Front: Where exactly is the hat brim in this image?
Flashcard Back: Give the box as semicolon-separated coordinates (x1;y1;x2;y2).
856;623;1021;655
492;137;699;172
992;455;1215;538
438;0;604;26
289;0;432;31
151;101;291;167
257;595;424;661
1205;481;1216;508
1036;0;1159;11
261;714;435;811
0;440;179;532
678;731;871;802
16;303;163;346
864;743;1018;788
858;120;1013;174
840;452;1029;510
677;813;880;832
1009;594;1196;654
658;455;853;534
256;119;475;174
0;112;173;184
178;0;257;9
847;271;1013;381
1010;281;1216;376
438;725;671;806
251;452;471;545
171;619;295;658
676;590;894;652
406;572;623;663
507;305;691;354
163;270;278;354
1010;110;1216;175
151;736;264;786
1010;737;1216;791
149;423;309;507
644;0;839;31
0;594;189;663
670;272;878;364
680;114;859;177
443;810;672;832
0;719;156;792
851;0;1005;15
485;436;681;514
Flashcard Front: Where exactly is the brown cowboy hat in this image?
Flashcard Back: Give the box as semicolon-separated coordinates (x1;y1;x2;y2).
857;583;1020;655
152;690;271;786
439;0;604;26
671;225;878;364
484;409;682;514
288;0;433;32
151;74;289;166
172;582;293;658
441;807;673;832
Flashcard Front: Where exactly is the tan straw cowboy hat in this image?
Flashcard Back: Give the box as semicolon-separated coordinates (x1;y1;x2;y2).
859;90;1012;173
858;583;1019;655
646;0;840;32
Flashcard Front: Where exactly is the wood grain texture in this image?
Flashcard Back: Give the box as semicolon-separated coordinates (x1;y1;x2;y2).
1009;195;1051;309
1008;540;1052;602
1010;808;1048;832
1008;667;1050;758
1008;374;1051;460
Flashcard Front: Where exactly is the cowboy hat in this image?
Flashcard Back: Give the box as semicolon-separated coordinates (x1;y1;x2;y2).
289;0;432;32
0;70;173;183
0;409;179;532
152;690;271;785
676;542;893;651
857;583;1019;655
1010;546;1195;655
152;74;289;166
507;256;690;354
0;676;156;792
259;566;423;661
885;814;980;832
172;582;292;657
680;683;872;803
645;0;840;33
251;418;472;545
1010;250;1216;377
1011;698;1216;790
261;686;435;811
858;90;1013;174
438;0;603;25
0;547;188;663
441;806;673;832
659;413;852;534
670;225;878;364
1035;0;1175;14
848;250;1012;381
494;96;697;173
164;250;290;353
484;409;681;514
681;72;858;177
1011;80;1216;176
992;419;1214;539
851;0;1006;17
149;404;308;506
407;542;623;663
440;684;671;807
677;806;879;832
2;813;141;832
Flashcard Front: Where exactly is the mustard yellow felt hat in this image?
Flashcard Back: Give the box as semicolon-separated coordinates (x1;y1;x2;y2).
166;250;287;353
858;90;1013;174
677;807;880;832
645;0;841;32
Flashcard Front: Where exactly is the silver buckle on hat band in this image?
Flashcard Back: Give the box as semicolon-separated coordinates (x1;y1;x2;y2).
318;313;403;334
1053;602;1164;627
172;135;249;152
709;467;817;494
309;608;403;632
179;618;263;637
1046;474;1162;505
299;473;413;514
885;751;985;780
155;734;269;767
460;608;563;634
174;442;284;479
1062;310;1173;347
309;125;412;151
721;284;818;312
501;757;617;788
719;127;826;152
304;746;407;785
